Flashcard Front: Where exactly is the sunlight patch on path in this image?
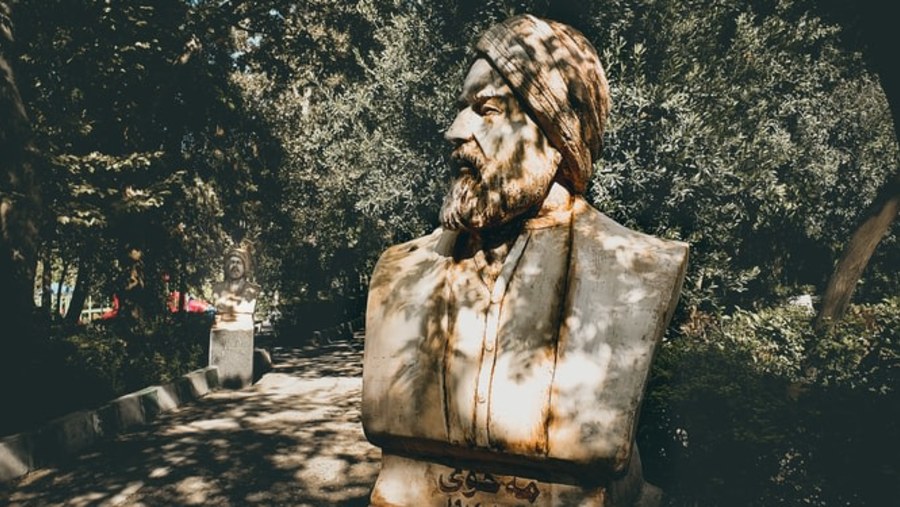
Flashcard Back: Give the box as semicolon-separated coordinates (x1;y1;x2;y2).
0;339;380;506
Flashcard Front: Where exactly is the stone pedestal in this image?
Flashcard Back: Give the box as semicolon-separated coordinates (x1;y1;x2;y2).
370;450;661;507
209;328;254;389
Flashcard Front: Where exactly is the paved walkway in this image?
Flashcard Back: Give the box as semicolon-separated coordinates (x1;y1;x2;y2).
1;339;381;506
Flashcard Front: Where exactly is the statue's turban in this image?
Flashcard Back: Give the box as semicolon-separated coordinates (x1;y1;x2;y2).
476;15;610;194
224;246;252;275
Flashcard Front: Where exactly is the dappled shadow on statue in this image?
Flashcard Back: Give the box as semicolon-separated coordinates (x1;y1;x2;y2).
361;14;687;507
0;341;378;506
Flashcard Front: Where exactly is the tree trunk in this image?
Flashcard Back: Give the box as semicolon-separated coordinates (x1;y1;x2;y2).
813;2;900;328
0;1;40;345
816;174;900;328
178;260;187;314
55;255;69;317
65;257;93;324
119;245;146;321
40;245;52;312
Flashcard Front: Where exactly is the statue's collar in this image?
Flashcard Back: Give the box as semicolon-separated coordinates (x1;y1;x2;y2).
524;195;576;230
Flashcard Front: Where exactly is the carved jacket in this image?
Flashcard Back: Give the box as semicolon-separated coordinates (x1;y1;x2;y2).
362;197;688;479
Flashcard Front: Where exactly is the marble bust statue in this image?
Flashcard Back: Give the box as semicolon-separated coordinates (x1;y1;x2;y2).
212;247;260;331
362;14;688;507
209;246;260;388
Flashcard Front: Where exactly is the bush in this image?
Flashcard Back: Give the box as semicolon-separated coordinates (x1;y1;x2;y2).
110;313;212;389
0;313;213;437
640;299;900;506
63;324;128;401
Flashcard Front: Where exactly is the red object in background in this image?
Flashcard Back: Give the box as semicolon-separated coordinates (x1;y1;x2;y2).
100;292;211;320
168;291;212;313
99;294;120;320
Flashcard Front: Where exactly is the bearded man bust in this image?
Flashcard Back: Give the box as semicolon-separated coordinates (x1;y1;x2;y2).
362;15;688;507
212;247;260;331
209;246;260;388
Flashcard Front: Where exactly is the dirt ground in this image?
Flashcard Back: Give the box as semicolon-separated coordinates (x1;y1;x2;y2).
1;340;380;506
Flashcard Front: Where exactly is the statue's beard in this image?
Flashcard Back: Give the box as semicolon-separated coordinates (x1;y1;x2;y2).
439;143;554;232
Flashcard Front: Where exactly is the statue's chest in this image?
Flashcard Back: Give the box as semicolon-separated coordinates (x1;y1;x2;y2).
364;205;688;500
441;226;571;453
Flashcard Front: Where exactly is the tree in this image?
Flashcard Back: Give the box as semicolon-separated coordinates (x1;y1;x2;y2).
0;0;40;347
815;0;900;326
221;0;897;330
14;0;279;322
229;0;459;329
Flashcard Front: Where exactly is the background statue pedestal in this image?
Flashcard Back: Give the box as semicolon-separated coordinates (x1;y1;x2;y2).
208;247;260;389
209;324;254;389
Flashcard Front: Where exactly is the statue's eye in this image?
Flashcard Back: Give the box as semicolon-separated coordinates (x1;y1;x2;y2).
475;98;502;116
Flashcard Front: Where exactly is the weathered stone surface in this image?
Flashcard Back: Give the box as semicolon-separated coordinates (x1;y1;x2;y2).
364;200;687;474
209;246;258;388
372;453;578;507
211;246;259;332
0;434;33;482
105;391;146;433
136;386;163;421
372;450;657;507
205;365;220;389
157;383;181;412
209;329;254;389
253;347;274;382
361;14;685;506
34;411;100;464
182;367;212;398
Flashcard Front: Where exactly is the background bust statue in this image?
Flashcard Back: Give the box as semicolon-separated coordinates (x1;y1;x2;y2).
212;246;259;331
363;14;688;507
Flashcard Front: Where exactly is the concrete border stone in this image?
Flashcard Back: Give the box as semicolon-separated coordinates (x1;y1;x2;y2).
157;383;181;412
0;433;33;482
204;367;219;390
112;392;146;430
0;365;219;483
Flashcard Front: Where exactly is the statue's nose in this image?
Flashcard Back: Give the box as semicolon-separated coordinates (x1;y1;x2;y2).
444;108;476;145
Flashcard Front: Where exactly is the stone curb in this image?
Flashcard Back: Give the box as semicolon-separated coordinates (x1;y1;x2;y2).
0;366;219;483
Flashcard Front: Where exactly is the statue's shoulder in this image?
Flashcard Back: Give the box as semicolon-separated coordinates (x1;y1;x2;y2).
370;228;452;294
211;281;228;299
243;282;261;298
572;198;689;265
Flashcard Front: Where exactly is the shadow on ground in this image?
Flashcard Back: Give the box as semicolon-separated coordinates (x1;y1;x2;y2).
1;337;379;506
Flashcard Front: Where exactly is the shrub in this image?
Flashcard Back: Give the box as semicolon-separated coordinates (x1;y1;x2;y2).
640;298;900;506
0;313;213;437
111;313;213;389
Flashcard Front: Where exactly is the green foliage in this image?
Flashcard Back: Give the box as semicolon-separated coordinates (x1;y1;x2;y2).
641;299;900;506
5;1;899;501
15;0;894;323
114;314;211;388
588;0;898;311
15;0;277;318
233;0;465;324
66;313;211;398
224;0;899;324
62;324;128;398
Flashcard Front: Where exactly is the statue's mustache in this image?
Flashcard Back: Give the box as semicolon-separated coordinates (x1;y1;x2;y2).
450;144;487;179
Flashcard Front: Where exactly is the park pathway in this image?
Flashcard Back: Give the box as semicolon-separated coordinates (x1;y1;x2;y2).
1;338;380;506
